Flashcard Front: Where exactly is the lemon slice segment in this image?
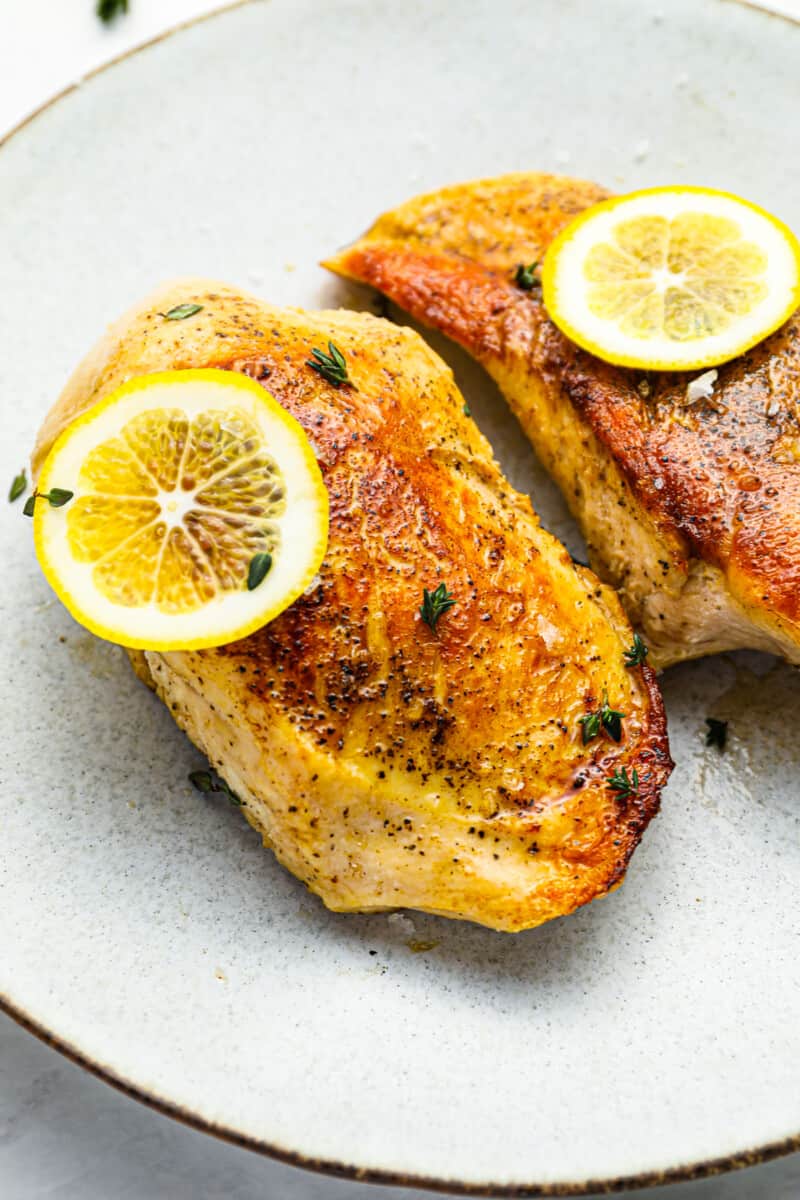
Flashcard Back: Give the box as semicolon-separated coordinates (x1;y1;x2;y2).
542;186;800;370
34;369;329;650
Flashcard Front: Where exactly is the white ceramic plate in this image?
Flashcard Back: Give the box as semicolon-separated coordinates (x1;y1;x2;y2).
1;0;799;1192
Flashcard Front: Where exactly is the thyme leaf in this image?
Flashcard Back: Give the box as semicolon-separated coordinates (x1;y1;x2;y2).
8;469;27;503
43;488;74;507
579;710;601;743
160;302;204;321
97;0;128;22
247;552;273;591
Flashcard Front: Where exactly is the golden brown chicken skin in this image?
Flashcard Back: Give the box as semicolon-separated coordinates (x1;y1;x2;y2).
326;173;800;668
33;279;671;932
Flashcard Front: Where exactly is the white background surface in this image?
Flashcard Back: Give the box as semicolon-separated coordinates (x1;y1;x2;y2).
2;3;800;1199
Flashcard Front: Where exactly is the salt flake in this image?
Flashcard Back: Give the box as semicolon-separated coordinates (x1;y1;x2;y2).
686;369;718;405
388;912;416;936
536;614;561;649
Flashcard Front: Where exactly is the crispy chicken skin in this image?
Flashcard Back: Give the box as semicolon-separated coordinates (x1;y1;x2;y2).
325;173;800;669
33;279;671;932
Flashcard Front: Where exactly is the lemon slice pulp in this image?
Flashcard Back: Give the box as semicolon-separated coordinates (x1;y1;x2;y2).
34;369;329;650
542;186;800;370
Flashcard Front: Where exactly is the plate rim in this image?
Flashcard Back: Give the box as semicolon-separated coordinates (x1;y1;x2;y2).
4;989;800;1197
2;0;799;1192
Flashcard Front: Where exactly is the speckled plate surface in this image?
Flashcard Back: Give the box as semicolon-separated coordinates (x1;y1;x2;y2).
1;0;799;1192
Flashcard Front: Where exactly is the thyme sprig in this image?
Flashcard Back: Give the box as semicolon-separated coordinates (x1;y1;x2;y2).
623;634;649;668
307;341;351;388
607;766;639;800
23;488;74;517
189;769;245;807
578;689;626;744
513;261;540;290
419;583;456;632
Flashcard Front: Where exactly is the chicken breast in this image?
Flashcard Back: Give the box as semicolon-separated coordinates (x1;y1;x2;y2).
325;173;800;669
33;279;671;932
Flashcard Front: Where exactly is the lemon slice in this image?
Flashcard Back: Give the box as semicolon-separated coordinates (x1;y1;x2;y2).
34;369;329;650
542;186;800;370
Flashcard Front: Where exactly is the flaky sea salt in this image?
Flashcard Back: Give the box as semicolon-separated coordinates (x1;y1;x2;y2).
686;369;718;405
388;912;416;936
536;614;561;649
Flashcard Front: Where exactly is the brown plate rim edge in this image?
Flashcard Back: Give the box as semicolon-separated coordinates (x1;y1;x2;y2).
1;0;798;1193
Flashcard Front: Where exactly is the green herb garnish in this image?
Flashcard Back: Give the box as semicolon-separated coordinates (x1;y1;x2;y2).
578;689;626;744
420;582;456;632
623;634;649;668
189;769;244;806
97;0;128;23
247;552;273;591
23;488;74;517
306;341;351;388
513;261;540;290
607;766;639;800
705;718;728;751
160;302;204;321
8;469;27;503
463;403;472;417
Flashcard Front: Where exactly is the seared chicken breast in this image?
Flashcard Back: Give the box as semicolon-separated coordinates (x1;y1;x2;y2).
326;173;800;669
33;279;671;932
